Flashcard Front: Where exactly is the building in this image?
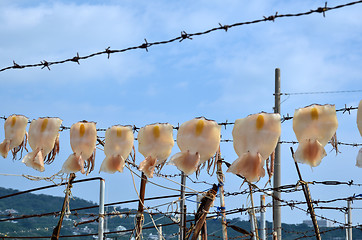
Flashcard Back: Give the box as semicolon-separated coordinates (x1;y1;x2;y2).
302;219;333;228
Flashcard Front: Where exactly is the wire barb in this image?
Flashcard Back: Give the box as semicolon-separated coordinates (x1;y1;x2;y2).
218;23;229;32
264;12;278;22
41;60;51;70
71;52;80;64
179;31;192;42
315;2;328;17
140;38;150;52
105;46;112;59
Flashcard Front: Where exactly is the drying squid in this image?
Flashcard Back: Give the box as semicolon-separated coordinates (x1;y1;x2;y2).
227;113;281;182
293;104;338;167
22;117;62;172
169;117;221;175
356;100;362;167
0;115;28;159
100;125;134;173
62;121;97;175
138;123;174;178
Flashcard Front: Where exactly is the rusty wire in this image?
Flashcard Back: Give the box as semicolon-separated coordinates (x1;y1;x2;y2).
1;1;362;72
281;104;358;123
279;140;362;147
1;104;357;132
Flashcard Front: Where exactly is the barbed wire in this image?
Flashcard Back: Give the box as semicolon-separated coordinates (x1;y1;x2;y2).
294;224;362;240
279;140;362;147
0;104;357;134
1;1;362;73
0;105;360;150
282;90;362;95
281;104;358;123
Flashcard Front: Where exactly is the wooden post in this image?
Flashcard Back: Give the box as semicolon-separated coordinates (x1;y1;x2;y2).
135;172;147;240
249;184;259;240
51;173;76;240
189;184;218;240
290;147;321;240
216;154;228;240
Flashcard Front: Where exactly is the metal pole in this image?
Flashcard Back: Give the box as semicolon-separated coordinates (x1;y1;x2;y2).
347;200;352;240
180;172;186;240
197;194;202;240
249;210;257;240
273;68;282;240
98;179;105;240
158;224;163;240
261;195;266;240
345;212;349;240
216;154;228;240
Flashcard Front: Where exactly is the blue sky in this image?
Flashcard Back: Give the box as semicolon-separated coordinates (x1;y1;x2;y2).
0;0;362;231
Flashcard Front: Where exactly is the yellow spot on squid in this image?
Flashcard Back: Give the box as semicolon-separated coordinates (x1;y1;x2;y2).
11;116;17;127
153;125;160;138
116;127;122;137
311;107;319;120
41;118;48;132
195;119;205;136
79;124;85;137
256;114;264;130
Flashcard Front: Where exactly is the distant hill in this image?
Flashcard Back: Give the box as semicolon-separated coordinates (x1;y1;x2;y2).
0;187;360;239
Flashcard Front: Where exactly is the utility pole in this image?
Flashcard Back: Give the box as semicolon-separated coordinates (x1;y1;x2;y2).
273;68;282;239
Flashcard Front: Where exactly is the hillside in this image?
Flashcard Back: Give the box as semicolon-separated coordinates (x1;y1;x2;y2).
0;187;360;239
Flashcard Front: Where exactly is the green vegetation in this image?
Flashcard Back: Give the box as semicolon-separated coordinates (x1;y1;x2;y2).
0;187;361;239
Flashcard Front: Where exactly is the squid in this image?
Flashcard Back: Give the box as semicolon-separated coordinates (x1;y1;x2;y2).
22;117;62;172
0;115;28;159
100;125;134;173
227;113;281;182
293;104;338;167
169;117;221;175
138;123;174;178
61;121;97;175
356;100;362;167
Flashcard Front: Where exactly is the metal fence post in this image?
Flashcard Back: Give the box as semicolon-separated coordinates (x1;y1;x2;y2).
347;199;352;240
180;172;186;240
260;195;266;240
273;68;282;239
98;178;105;240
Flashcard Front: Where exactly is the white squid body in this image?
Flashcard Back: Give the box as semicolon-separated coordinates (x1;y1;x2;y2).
169;117;221;176
138;123;174;178
100;125;134;173
227;113;281;182
356;100;362;168
293;104;338;167
62;121;97;175
22;117;62;172
0;115;28;158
